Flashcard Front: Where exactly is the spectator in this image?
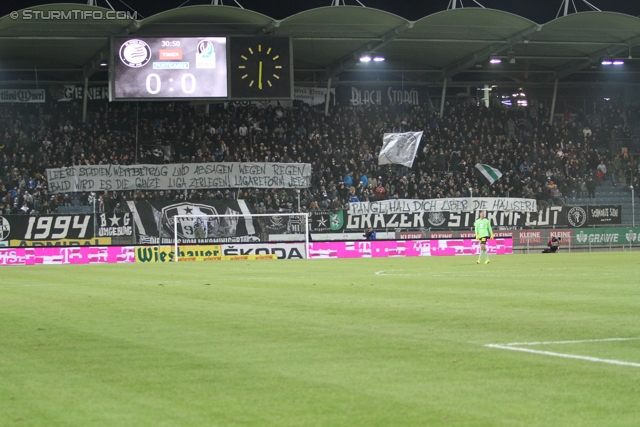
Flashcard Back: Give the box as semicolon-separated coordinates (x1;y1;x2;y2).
375;181;387;200
596;160;606;185
587;176;596;198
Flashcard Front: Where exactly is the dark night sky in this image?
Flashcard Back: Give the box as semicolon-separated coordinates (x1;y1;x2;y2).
1;0;639;23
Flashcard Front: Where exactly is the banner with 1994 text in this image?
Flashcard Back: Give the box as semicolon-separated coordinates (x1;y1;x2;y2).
47;162;312;193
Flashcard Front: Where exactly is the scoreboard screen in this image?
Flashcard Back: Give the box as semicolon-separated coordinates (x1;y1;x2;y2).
111;37;228;100
110;36;292;101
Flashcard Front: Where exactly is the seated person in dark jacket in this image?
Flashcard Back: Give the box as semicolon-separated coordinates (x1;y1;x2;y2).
542;236;560;253
364;227;377;240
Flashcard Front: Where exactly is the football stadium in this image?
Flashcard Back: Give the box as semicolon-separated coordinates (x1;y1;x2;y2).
1;0;640;425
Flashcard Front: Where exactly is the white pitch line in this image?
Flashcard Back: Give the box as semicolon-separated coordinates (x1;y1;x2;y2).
485;344;640;368
503;337;640;346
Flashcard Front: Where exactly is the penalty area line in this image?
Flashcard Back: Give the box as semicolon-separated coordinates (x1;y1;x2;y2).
503;337;640;346
485;341;640;368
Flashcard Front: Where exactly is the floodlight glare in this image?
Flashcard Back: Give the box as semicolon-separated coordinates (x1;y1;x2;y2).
601;59;613;65
359;55;372;62
489;58;501;64
373;56;385;62
613;60;624;65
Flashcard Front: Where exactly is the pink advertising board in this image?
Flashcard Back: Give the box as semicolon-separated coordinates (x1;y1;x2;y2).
0;246;136;266
429;238;512;256
308;239;513;259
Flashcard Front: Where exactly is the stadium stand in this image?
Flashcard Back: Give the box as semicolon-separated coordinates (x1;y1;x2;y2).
1;99;639;223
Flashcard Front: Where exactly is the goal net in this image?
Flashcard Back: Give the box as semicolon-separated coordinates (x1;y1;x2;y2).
172;212;310;261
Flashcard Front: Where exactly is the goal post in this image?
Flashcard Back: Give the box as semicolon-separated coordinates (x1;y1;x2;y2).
172;212;310;261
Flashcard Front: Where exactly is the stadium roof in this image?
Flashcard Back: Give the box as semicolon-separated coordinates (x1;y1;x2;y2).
1;3;640;88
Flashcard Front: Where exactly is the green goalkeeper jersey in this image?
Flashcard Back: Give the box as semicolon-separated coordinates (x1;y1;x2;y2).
474;217;493;238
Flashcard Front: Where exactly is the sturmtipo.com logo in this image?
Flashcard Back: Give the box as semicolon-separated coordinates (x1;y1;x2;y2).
10;10;137;20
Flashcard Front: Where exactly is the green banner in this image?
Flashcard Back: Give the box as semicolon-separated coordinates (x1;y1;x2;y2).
573;228;640;245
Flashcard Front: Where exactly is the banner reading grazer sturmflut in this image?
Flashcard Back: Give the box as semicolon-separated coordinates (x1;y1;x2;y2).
47;162;312;193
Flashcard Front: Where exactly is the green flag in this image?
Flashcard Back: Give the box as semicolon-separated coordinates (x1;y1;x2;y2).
475;163;502;185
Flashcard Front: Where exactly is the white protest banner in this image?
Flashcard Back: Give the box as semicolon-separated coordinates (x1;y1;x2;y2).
46;162;312;193
378;131;423;167
346;198;537;215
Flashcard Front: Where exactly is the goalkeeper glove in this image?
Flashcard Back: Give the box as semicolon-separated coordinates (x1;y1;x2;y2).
490;234;494;239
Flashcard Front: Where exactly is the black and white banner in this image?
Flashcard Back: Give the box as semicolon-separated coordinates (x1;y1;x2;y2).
337;85;428;106
127;200;259;244
294;86;335;106
141;145;172;163
346;198;537;215
0;89;46;103
343;205;622;231
255;214;307;236
310;210;345;233
47;162;312;193
345;210;535;231
586;205;621;225
49;84;109;102
0;214;94;240
96;213;133;237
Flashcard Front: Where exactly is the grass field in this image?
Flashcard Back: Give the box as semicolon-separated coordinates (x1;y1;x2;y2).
1;252;640;427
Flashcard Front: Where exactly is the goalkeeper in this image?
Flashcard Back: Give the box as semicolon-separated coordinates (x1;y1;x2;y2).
474;210;494;264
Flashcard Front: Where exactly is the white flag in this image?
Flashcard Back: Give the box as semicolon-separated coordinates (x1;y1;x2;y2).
378;131;423;167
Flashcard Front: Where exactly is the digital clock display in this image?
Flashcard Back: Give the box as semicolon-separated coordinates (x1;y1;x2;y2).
112;37;228;100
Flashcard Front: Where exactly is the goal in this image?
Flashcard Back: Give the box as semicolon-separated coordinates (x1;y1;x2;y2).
172;212;310;261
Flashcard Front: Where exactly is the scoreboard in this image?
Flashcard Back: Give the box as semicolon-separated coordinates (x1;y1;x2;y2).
110;36;292;101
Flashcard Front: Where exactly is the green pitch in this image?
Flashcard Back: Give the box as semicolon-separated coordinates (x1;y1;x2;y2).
1;252;639;426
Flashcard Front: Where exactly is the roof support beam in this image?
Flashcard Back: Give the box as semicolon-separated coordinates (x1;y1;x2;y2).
82;45;109;79
80;20;140;80
550;34;640;81
324;21;414;79
260;19;280;34
295;37;629;47
0;36;108;40
442;24;541;79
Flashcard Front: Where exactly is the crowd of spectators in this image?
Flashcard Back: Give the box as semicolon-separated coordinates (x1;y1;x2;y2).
1;97;639;216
